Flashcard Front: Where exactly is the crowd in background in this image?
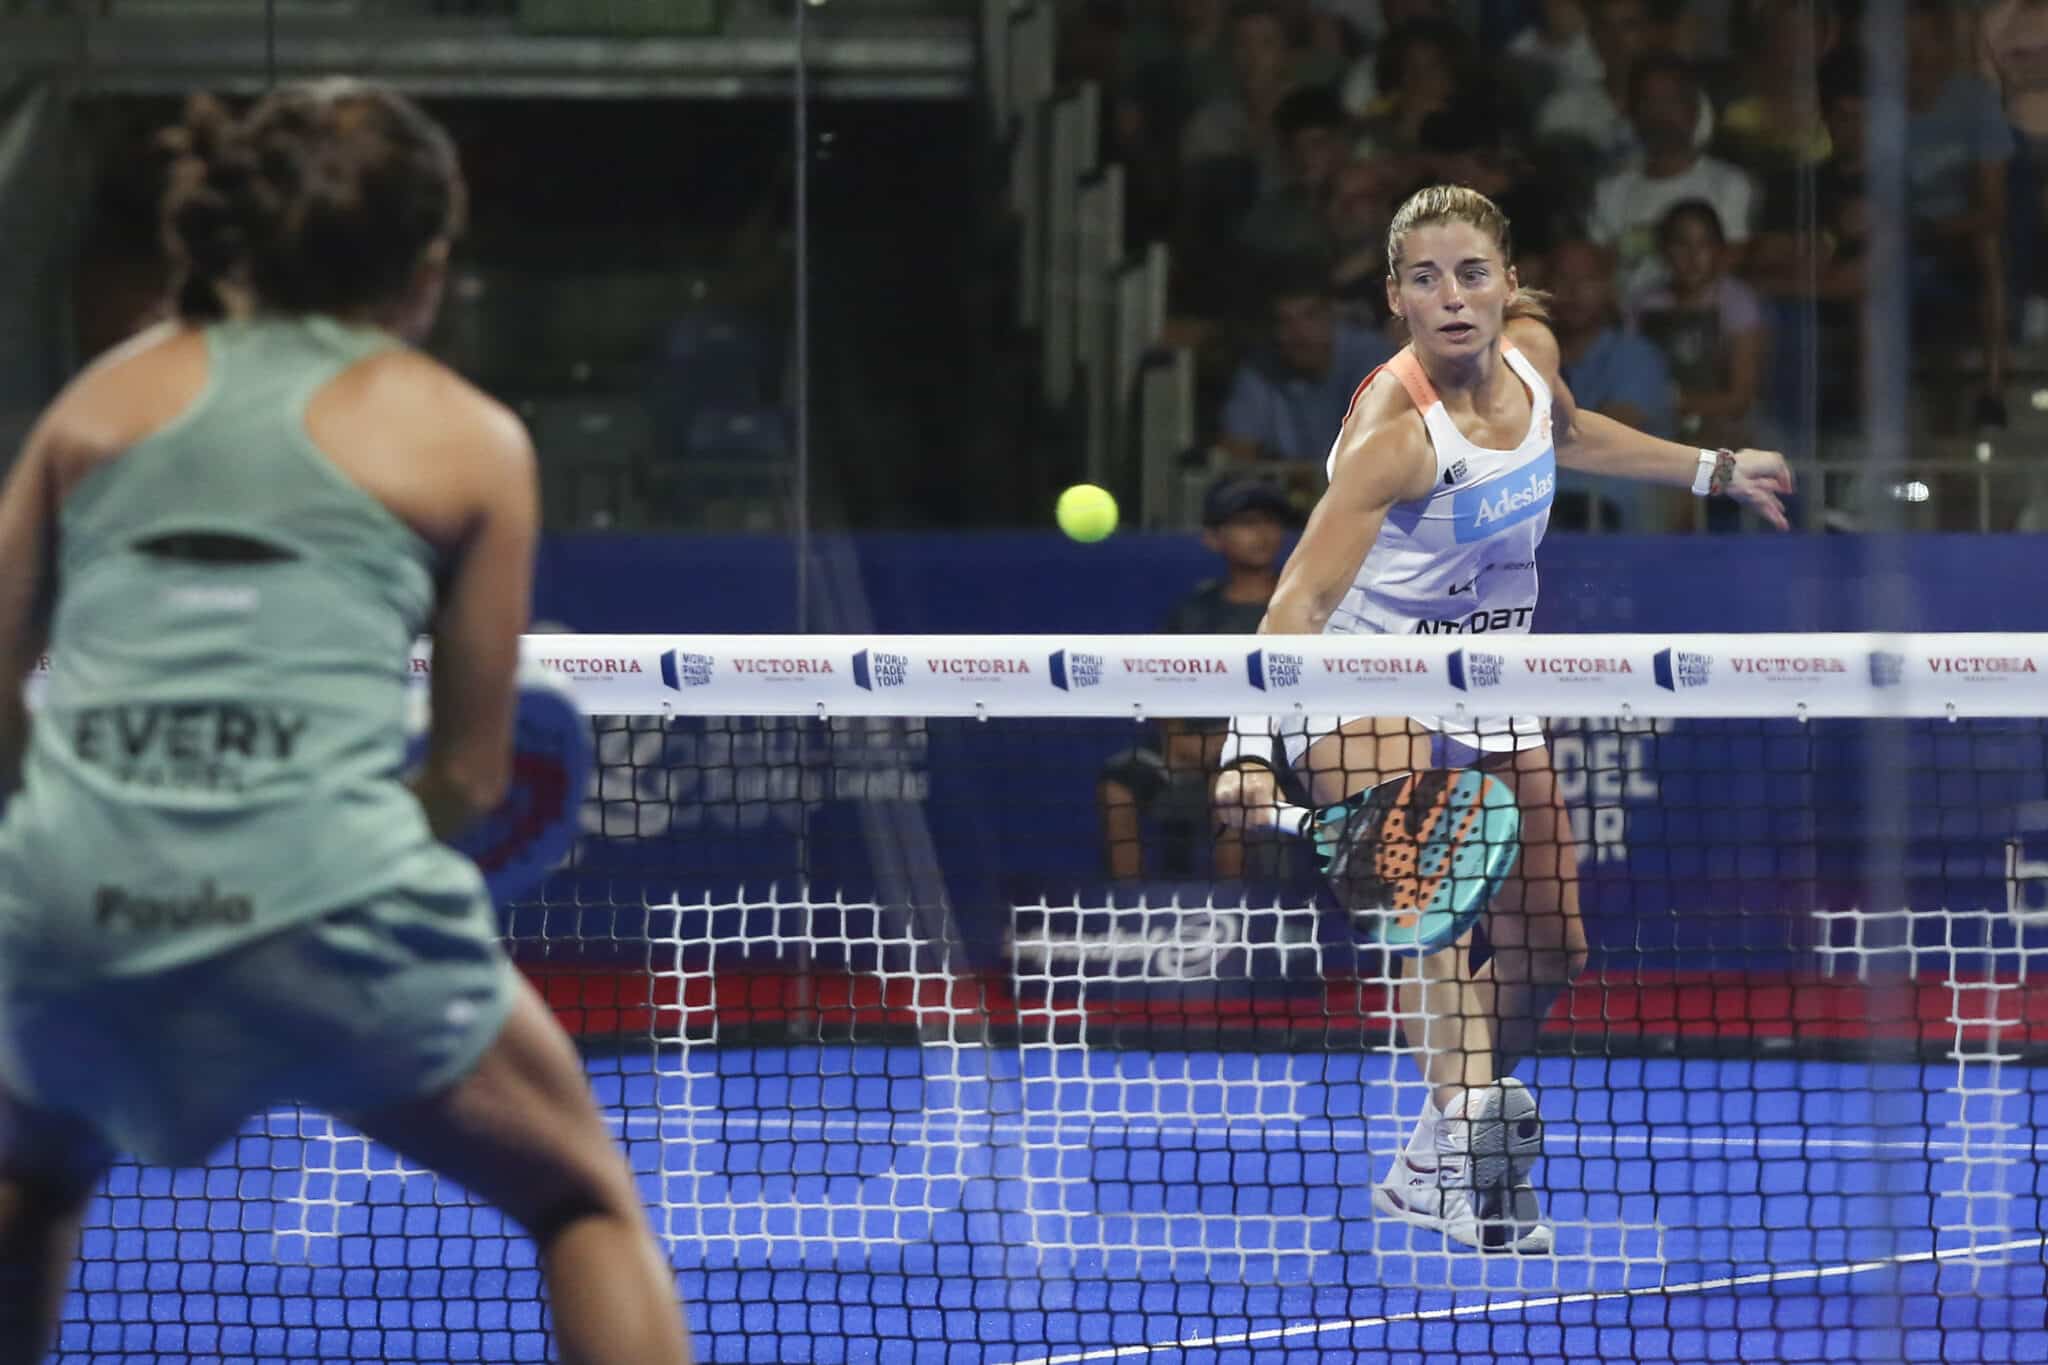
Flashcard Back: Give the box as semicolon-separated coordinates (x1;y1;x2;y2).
1057;0;2048;531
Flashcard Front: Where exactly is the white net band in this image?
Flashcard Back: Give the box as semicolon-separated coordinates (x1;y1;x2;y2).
385;632;2042;718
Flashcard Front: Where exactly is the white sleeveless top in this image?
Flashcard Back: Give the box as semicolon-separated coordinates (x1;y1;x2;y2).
1325;344;1555;638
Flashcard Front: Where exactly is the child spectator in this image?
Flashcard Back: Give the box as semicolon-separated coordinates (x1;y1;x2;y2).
1098;475;1297;881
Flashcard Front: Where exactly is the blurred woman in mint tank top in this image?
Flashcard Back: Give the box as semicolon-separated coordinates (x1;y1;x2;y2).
0;81;692;1363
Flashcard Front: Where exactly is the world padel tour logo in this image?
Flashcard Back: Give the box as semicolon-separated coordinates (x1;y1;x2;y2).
1247;649;1302;691
852;649;908;690
659;650;714;690
1869;651;1904;688
1048;650;1103;690
1653;647;1711;691
1447;649;1503;691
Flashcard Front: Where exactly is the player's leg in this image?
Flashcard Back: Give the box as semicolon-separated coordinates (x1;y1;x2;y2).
0;1088;114;1360
1472;739;1589;1077
1301;720;1501;1200
1303;718;1552;1252
350;978;694;1365
1301;719;1500;1110
1098;775;1146;880
1098;748;1167;881
1425;737;1582;1251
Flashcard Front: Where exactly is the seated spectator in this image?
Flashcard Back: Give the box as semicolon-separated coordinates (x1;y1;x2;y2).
1060;1;1130;89
1416;102;1562;268
1348;17;1474;162
1536;0;1714;180
1115;0;1238;244
1271;0;1356;79
1181;1;1318;199
1545;237;1678;530
1335;0;1464;114
1325;155;1403;330
1745;45;1869;430
1098;475;1298;882
1628;200;1768;528
1589;52;1756;298
1715;0;1842;176
1237;85;1356;265
1907;0;2015;427
1504;0;1604;106
1178;2;1313;313
1980;0;2048;342
1123;0;1238;125
1218;264;1397;469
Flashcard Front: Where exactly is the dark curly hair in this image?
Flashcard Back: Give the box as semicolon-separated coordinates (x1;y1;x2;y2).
158;78;466;323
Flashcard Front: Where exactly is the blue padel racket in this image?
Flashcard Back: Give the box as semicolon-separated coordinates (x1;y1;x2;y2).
408;659;592;904
1316;768;1520;955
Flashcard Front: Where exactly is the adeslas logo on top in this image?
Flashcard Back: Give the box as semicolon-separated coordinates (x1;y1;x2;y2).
659;650;714;690
852;649;908;690
1246;649;1302;691
1652;647;1710;691
1447;649;1503;691
1048;650;1103;691
1451;453;1555;544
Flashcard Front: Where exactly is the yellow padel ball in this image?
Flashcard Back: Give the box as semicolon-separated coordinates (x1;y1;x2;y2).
1056;484;1118;543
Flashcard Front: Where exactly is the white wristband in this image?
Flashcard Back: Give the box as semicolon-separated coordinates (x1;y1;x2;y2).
1691;448;1718;497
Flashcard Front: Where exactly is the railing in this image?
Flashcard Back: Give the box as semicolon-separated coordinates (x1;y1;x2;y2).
1795;453;2048;535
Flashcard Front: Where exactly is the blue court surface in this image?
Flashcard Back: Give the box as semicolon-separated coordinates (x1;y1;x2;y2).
57;1047;2048;1364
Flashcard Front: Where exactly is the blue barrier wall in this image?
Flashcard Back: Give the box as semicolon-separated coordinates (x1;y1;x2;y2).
530;535;2048;974
535;533;2048;636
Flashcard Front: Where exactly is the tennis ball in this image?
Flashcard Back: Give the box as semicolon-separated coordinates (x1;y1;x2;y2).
1056;484;1118;542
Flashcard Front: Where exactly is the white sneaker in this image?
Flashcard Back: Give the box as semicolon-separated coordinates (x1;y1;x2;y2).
1372;1079;1552;1254
1479;1076;1545;1195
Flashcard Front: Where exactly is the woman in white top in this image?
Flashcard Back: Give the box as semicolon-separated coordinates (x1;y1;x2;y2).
1214;184;1793;1253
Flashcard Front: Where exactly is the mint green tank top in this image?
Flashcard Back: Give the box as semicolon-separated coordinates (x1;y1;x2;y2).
10;315;462;975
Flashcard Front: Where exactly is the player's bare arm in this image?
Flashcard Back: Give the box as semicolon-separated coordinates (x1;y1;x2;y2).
1506;318;1797;530
1259;387;1437;638
1217;383;1434;829
0;424;58;797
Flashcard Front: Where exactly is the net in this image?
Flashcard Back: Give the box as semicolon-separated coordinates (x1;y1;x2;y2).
57;632;2048;1364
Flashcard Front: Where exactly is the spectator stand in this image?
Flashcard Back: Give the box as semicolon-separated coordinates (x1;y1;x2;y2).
989;0;1202;530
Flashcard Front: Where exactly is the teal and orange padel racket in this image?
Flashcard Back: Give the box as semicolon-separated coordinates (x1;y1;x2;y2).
1314;769;1520;955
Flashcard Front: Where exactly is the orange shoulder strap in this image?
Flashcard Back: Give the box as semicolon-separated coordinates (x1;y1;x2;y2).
1386;348;1441;412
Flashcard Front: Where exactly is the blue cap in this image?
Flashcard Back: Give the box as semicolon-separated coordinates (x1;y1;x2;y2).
1202;474;1301;527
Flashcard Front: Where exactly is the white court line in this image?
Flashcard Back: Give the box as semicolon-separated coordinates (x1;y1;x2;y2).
583;1113;2039;1158
995;1234;2048;1365
268;1108;2042;1159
